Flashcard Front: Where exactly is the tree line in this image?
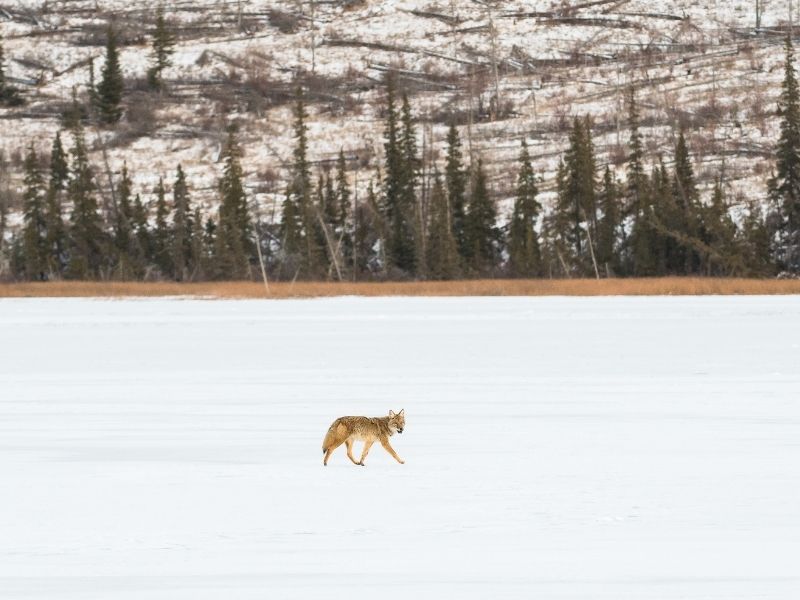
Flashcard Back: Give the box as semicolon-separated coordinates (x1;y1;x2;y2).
3;26;800;281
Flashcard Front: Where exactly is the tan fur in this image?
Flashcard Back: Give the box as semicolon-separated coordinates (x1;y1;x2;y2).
322;409;405;466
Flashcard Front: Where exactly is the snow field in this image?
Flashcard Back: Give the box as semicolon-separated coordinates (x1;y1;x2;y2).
0;296;799;598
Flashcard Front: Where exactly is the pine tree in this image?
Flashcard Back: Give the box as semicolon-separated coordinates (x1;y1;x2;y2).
771;35;800;272
172;164;192;280
66;121;105;279
626;87;646;217
44;132;69;276
400;92;420;274
147;5;175;90
382;75;416;274
153;176;173;275
465;159;500;273
670;130;701;273
190;206;204;279
508;140;542;277
215;125;252;279
96;23;124;124
0;36;23;106
335;149;353;262
445;121;468;259
702;175;739;275
596;166;620;275
112;162;136;279
287;87;324;276
131;193;153;269
21;145;48;279
279;186;304;272
552;118;597;273
426;172;459;280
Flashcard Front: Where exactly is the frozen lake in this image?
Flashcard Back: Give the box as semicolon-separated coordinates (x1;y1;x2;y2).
1;296;799;599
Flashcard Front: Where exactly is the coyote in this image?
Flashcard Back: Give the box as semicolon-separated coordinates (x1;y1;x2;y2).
322;409;405;466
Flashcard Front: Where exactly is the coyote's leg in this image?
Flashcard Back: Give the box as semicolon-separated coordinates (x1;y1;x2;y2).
380;437;405;464
323;439;344;465
357;440;374;465
344;439;359;465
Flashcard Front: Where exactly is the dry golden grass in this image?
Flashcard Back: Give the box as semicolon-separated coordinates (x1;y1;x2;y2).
1;278;800;298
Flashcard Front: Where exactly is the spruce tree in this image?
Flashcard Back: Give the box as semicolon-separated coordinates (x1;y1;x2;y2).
382;75;416;274
45;132;69;276
596;166;620;275
465;159;500;273
335;149;353;262
400;92;420;274
445;121;468;259
771;35;800;272
131;193;153;268
215;125;252;279
553;118;597;273
702;175;738;275
96;23;124;124
112;162;136;279
671;130;701;273
172;164;192;280
508;140;542;277
147;5;175;91
287;87;324;276
66;121;105;279
21;145;48;279
153;176;173;275
426;172;459;280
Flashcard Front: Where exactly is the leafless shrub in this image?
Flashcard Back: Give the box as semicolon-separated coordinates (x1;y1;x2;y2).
268;9;300;34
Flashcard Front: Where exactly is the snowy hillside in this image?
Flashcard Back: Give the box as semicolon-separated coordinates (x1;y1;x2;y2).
0;0;796;218
1;296;799;598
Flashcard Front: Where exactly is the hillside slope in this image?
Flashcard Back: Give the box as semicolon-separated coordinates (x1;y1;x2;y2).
0;0;795;222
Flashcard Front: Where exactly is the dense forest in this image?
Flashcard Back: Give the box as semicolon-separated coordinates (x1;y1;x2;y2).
2;21;800;282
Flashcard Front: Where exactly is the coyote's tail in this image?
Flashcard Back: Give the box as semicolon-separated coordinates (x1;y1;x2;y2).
322;420;339;453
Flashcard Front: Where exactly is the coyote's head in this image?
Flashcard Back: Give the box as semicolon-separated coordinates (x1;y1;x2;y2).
388;409;405;434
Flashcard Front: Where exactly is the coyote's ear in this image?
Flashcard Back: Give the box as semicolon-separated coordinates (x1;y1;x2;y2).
389;410;396;417
398;409;404;416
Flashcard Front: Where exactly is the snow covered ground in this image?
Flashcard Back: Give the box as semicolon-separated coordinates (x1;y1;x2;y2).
1;296;799;599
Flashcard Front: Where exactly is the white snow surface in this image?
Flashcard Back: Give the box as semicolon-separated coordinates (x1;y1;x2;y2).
1;296;799;599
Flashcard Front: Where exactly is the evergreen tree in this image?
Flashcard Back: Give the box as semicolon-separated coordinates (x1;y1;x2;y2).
445;121;468;259
702;175;739;275
286;87;324;276
279;186;304;273
172;164;192;280
741;198;773;276
96;23;124;124
552;118;598;274
596;166;620;275
190;206;205;279
153;176;173;275
670;130;701;273
45;132;69;276
147;5;175;90
508;140;542;277
131;193;153;269
215;125;252;279
112;162;137;279
334;149;353;261
465;159;500;273
66;121;105;279
0;36;23;106
426;172;459;280
21;145;48;279
771;35;800;272
382;75;416;274
400;92;421;274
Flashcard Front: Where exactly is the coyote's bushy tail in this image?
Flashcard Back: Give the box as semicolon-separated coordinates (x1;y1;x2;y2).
322;419;339;453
